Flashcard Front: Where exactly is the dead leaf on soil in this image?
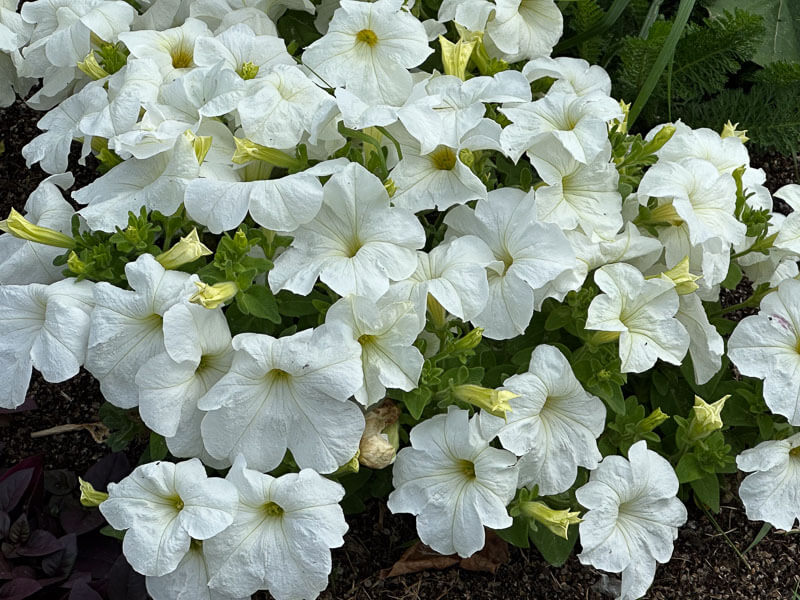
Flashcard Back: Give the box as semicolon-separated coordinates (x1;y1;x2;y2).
382;530;509;578
30;422;109;444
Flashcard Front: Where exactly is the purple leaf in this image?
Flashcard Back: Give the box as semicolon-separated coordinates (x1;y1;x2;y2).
84;454;130;491
0;512;9;539
68;581;102;600
41;534;77;578
0;397;37;414
16;530;62;558
59;505;104;536
0;471;33;514
107;556;146;600
44;470;76;497
7;515;29;546
73;534;120;580
0;578;41;600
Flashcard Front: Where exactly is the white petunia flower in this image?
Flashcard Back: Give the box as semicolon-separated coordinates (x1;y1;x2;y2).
118;17;211;79
193;23;293;77
586;262;689;373
0;278;94;409
444;187;574;339
522;56;612;97
676;292;724;385
99;458;238;577
387;235;495;327
268;162;425;298
390;119;502;212
577;441;687;600
388;407;519;557
773;184;800;255
0;173;75;285
204;456;348;600
325;295;424;407
237;64;335;149
500;91;621;164
528;137;623;239
146;540;247;600
302;0;432;106
198;324;364;473
136;302;233;439
85;254;197;409
737;433;800;531
638;158;746;249
480;345;605;495
22;83;107;175
728;278;800;425
485;0;563;63
74;132;200;231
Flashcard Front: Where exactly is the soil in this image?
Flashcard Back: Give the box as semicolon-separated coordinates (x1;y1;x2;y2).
1;99;798;599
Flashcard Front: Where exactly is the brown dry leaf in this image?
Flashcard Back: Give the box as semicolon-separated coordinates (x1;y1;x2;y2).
30;422;110;443
383;530;509;578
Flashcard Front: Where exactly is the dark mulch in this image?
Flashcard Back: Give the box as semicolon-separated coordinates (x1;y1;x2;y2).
1;100;798;599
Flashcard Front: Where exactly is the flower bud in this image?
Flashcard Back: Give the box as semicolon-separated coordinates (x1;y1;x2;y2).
231;137;304;170
184;131;213;165
77;52;110;80
453;327;484;352
643;124;676;154
155;228;212;269
721;120;749;143
383;178;396;197
359;400;401;469
453;384;517;419
79;478;108;507
332;452;360;476
638;407;670;433
439;35;477;80
519;500;581;540
686;394;729;442
612;100;631;134
0;208;75;248
67;251;87;275
189;281;238;309
648;256;700;295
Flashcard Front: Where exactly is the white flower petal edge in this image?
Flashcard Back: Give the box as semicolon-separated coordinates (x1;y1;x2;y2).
576;441;687;600
728;278;800;424
99;458;238;577
737;433;800;531
388;406;519;557
204;455;348;600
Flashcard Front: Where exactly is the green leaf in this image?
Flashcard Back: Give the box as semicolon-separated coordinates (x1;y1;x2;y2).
590;380;626;415
721;261;742;290
690;472;720;512
100;525;126;540
529;521;579;567
496;516;531;548
147;433;168;462
676;453;705;483
237;285;280;322
708;0;800;65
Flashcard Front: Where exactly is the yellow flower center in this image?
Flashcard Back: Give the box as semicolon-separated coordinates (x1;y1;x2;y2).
357;334;375;346
457;459;476;479
262;501;284;517
790;445;800;458
355;29;379;47
430;146;457;171
344;238;363;258
237;61;260;80
171;43;193;69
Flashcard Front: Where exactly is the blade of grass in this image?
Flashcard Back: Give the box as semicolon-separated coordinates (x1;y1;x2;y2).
554;0;632;52
639;0;665;38
627;0;696;129
701;504;751;570
743;522;772;555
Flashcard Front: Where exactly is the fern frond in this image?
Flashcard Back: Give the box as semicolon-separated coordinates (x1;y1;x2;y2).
750;61;800;86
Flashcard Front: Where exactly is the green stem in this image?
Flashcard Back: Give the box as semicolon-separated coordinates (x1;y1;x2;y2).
337;122;388;178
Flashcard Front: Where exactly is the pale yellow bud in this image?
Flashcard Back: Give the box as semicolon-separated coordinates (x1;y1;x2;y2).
78;478;108;507
189;281;238;309
155;228;212;269
687;394;729;442
453;384;517;419
613;100;631;134
184;131;213;165
383;178;396;198
67;251;87;274
644;124;677;153
520;501;582;540
439;35;477;80
231;137;304;170
639;407;670;432
77;52;110;80
721;120;749;143
0;208;75;248
648;256;701;295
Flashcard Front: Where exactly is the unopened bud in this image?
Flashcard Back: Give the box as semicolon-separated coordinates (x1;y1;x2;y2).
383;178;396;197
453;327;484;352
189;281;238;309
648;256;700;295
721;120;749;143
67;251;87;274
520;501;581;540
686;394;729;442
77;52;110;80
0;208;75;248
184;131;213;165
644;124;676;154
439;35;477;80
155;228;212;269
613;100;631;134
232;137;304;170
453;384;516;419
78;478;108;507
638;407;670;433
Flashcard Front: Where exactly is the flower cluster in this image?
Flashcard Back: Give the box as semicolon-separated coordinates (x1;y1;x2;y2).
1;1;799;599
